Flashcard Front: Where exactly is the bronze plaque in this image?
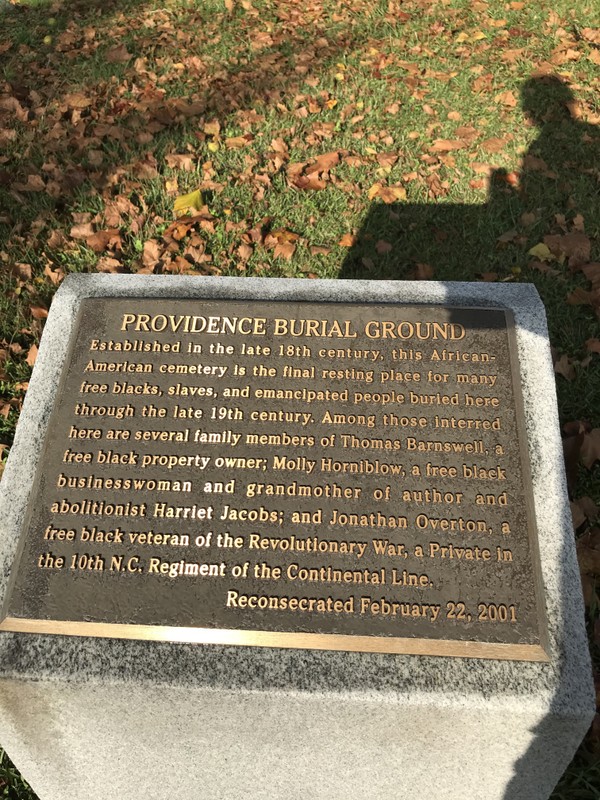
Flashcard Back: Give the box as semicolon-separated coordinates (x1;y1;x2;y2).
0;299;548;660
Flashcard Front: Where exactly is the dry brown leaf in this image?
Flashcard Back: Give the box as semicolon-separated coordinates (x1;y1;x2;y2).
44;263;65;285
203;120;221;137
577;529;600;575
237;243;253;261
270;138;288;154
479;137;508;153
29;306;48;320
274;241;296;260
495;90;517;107
11;263;32;281
338;233;357;247
413;262;434;280
430;139;464;152
376;152;399;168
225;136;250;149
142;240;161;268
554;353;576;381
12;174;46;192
63;92;92;109
293;175;327;191
106;44;132;63
581;429;600;469
585;338;600;354
544;233;591;268
378;185;407;203
310;246;331;256
26;344;38;367
520;212;537;227
165;154;195;171
375;240;392;254
96;256;123;273
529;260;559;276
567;288;598;307
305;151;340;175
580;263;600;287
86;229;122;253
70;222;95;240
573;496;599;524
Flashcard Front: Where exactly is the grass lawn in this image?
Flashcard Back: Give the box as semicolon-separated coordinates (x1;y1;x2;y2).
0;0;599;796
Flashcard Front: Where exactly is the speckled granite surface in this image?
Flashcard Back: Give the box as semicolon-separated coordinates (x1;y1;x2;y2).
0;276;594;800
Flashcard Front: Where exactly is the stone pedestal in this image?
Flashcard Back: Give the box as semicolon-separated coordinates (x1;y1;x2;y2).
0;277;593;800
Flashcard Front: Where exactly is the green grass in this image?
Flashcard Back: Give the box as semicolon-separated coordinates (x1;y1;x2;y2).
0;0;599;794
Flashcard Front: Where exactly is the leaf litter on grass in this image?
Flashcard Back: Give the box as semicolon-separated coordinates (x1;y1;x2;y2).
0;0;600;792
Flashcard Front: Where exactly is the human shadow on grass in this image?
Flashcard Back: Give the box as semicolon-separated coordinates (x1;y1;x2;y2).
339;75;599;286
340;74;598;800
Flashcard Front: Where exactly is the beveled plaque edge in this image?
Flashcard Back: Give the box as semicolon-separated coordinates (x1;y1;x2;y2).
0;617;550;662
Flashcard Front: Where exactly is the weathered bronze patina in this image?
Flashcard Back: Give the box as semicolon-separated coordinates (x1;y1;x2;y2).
0;299;548;660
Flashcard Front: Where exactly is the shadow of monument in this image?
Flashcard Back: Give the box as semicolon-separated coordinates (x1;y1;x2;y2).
338;75;598;800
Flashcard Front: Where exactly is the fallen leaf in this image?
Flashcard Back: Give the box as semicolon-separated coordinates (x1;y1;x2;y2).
225;136;250;149
554;353;575;381
237;243;253;261
11;263;32;281
165;154;195;171
12;174;45;192
96;256;123;273
273;241;296;260
70;222;95;240
378;185;407;203
44;263;65;286
63;92;92;109
143;240;161;268
430;139;464;152
581;429;600;469
174;189;204;216
293;175;327;191
580;263;600;287
498;229;519;244
412;263;434;280
479;137;508;153
376;152;399;168
577;529;600;575
495;90;517;107
26;344;38;367
338;233;357;247
106;44;132;63
527;242;553;261
567;288;598;307
86;229;122;253
203;120;220;137
585;339;600;354
573;496;599;525
375;240;392;254
544;233;591;268
29;306;48;320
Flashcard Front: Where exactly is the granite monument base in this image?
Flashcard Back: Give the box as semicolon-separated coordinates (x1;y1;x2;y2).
0;276;593;800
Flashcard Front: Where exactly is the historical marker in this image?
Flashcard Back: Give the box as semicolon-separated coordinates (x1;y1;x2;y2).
0;298;548;660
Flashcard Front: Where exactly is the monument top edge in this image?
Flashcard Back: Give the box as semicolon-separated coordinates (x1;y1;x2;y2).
56;274;543;313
